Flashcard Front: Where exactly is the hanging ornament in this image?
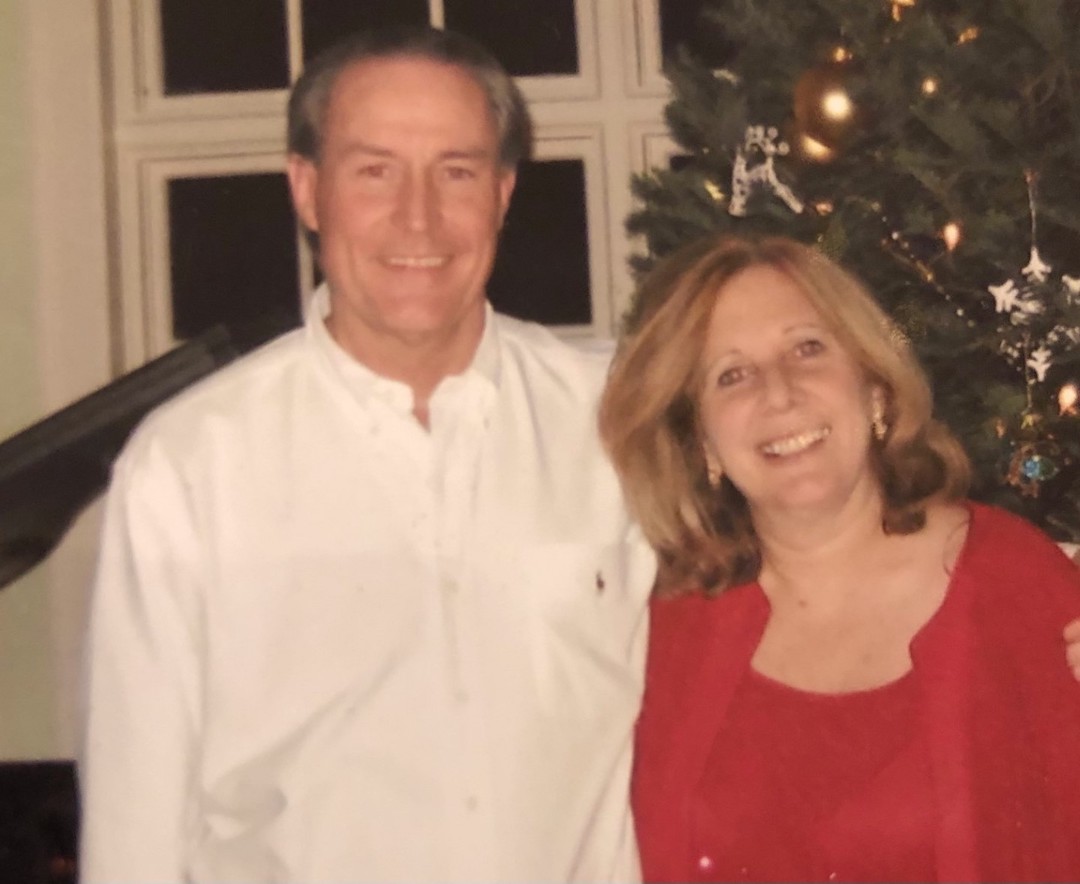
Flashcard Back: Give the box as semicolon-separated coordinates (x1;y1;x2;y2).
729;126;803;217
984;171;1080;383
1006;438;1061;497
792;57;862;159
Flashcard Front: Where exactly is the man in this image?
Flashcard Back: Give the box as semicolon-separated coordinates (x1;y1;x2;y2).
78;25;656;883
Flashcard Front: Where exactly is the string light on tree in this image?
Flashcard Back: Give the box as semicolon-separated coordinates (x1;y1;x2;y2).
890;0;915;22
1059;383;1079;416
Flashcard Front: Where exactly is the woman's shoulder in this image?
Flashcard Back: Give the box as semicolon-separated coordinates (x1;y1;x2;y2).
950;500;1080;631
647;582;767;673
960;500;1078;579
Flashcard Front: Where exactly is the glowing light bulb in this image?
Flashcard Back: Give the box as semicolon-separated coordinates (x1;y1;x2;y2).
821;88;854;122
942;222;962;251
1059;383;1079;415
799;133;835;162
922;77;939;96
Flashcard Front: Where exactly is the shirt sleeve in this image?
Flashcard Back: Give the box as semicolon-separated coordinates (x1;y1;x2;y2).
78;431;205;882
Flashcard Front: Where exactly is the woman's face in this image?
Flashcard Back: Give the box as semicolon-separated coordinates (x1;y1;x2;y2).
697;264;882;519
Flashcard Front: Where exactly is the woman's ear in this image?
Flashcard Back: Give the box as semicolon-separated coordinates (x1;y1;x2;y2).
703;444;724;489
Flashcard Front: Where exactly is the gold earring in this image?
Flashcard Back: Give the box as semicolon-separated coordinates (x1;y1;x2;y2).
872;402;888;442
707;467;723;488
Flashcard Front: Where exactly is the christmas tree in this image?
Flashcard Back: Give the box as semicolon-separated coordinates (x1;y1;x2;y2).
628;0;1080;541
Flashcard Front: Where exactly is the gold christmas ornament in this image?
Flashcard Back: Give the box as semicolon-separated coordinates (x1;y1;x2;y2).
793;59;862;157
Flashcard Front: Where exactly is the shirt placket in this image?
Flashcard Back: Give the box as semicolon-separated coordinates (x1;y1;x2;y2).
430;385;498;879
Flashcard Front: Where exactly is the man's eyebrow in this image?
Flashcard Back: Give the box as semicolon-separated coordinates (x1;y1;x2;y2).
339;141;394;158
337;141;494;161
440;148;493;161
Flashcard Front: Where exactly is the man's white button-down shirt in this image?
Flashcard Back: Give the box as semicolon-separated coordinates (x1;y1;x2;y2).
79;287;657;883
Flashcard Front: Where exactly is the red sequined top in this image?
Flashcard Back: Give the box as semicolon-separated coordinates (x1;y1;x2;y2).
695;668;935;882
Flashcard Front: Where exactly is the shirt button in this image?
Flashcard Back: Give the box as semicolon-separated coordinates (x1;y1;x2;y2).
698;855;713;872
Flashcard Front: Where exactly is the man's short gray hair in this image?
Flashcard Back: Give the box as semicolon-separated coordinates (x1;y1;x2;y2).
286;25;533;170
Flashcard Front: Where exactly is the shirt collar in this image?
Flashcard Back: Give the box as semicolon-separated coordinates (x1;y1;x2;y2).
306;283;500;415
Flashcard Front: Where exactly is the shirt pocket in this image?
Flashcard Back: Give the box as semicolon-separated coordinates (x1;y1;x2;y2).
513;541;652;717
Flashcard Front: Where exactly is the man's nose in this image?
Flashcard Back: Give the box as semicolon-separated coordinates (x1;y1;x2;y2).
394;172;438;232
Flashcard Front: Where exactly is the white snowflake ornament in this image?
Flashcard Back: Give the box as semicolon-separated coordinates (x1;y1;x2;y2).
1027;346;1054;382
988;280;1021;313
1022;246;1052;283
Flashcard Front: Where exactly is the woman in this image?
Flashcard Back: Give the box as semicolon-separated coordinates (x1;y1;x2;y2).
599;235;1080;882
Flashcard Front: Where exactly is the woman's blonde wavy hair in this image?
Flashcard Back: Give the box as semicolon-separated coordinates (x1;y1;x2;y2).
599;234;971;594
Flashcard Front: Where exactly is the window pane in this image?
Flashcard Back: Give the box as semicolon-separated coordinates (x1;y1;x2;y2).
168;173;302;340
487;159;591;326
659;0;732;67
160;0;289;94
302;0;430;64
445;0;578;76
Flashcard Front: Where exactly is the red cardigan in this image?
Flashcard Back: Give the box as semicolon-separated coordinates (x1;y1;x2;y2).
633;503;1080;882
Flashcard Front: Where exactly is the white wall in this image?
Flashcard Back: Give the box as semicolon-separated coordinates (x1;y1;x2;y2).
0;0;111;759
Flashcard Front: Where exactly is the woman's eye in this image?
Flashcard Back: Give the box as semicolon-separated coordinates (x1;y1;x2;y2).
794;338;825;358
716;366;749;387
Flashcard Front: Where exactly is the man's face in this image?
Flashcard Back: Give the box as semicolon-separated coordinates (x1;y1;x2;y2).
288;56;516;361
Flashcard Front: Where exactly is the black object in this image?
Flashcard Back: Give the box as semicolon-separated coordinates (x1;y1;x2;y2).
0;761;78;884
0;312;297;591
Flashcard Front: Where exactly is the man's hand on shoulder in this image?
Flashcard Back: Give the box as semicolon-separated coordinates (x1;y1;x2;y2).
1067;618;1080;683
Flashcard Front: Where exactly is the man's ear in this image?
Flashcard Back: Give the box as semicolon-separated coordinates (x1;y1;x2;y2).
496;169;517;228
286;153;320;234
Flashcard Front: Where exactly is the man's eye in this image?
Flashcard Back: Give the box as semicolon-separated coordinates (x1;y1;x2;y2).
354;164;387;178
445;166;477;181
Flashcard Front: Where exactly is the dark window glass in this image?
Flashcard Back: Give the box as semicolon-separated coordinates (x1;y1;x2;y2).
168;173;302;339
302;0;429;64
487;158;591;326
445;0;578;76
160;0;289;95
659;0;733;67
